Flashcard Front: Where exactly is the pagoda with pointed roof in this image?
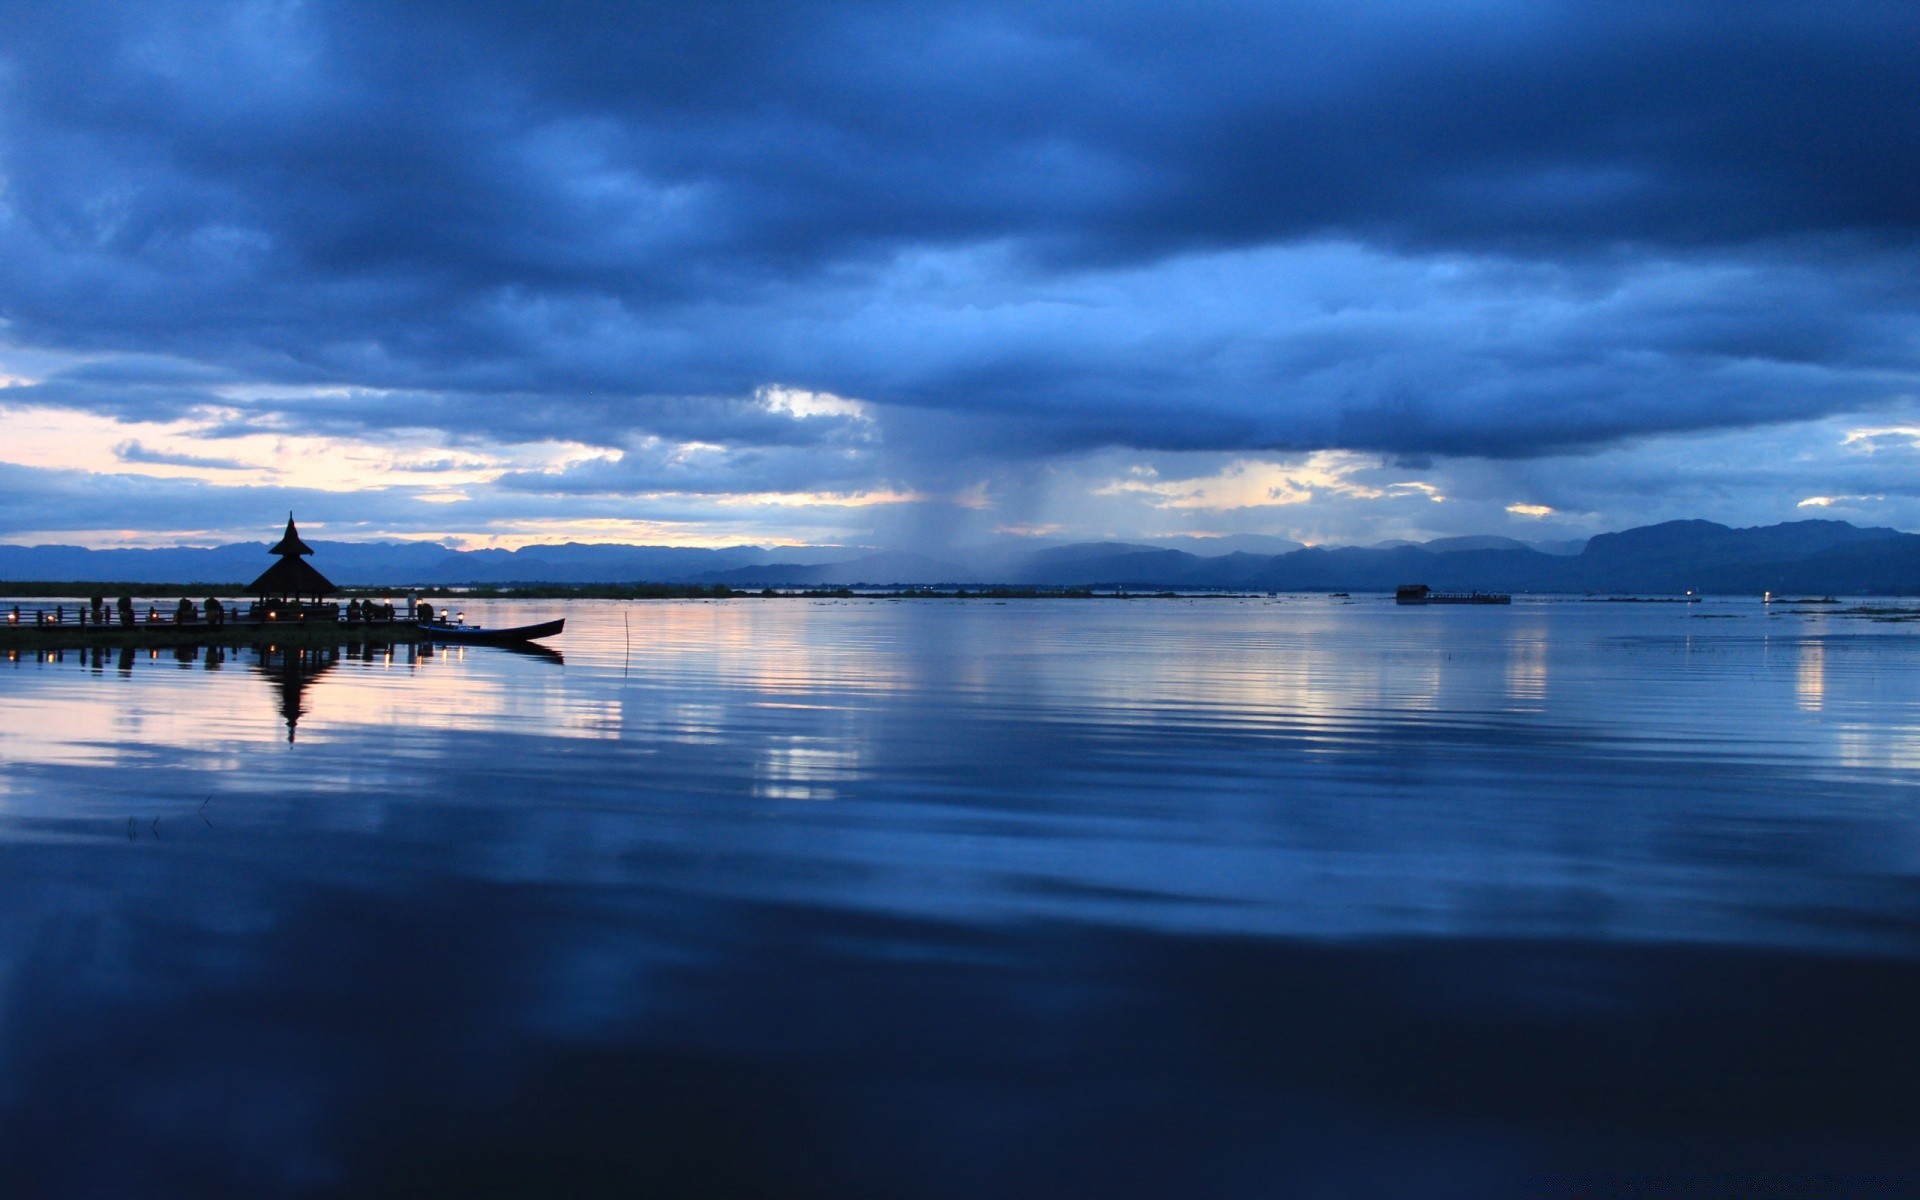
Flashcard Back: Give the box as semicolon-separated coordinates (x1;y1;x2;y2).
248;513;337;603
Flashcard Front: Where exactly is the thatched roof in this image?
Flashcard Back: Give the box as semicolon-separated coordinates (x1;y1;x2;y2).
249;554;336;598
268;513;315;558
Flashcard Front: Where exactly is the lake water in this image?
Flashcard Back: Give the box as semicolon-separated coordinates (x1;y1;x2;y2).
3;596;1920;1196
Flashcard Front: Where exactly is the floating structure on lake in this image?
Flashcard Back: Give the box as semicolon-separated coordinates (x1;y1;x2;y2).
247;513;339;620
2;514;561;650
1395;583;1512;606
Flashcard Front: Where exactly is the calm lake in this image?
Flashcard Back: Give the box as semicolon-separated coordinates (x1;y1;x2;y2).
3;596;1919;1196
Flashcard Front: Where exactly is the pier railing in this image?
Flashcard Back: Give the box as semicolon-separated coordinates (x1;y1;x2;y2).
6;601;415;629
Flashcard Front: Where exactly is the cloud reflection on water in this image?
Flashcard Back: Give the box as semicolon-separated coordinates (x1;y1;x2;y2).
7;598;1917;947
5;598;1920;1191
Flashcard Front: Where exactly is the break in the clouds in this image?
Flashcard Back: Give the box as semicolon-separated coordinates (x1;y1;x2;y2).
1;1;1918;548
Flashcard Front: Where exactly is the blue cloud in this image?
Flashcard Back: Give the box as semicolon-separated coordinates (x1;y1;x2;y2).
1;2;1918;541
111;439;252;470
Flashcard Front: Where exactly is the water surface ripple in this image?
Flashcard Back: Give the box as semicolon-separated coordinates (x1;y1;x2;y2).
2;596;1918;1195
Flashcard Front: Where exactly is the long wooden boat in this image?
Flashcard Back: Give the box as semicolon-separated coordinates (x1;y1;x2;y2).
418;617;565;644
1395;584;1511;605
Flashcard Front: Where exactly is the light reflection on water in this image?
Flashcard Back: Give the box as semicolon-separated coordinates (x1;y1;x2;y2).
4;597;1920;940
2;595;1920;1194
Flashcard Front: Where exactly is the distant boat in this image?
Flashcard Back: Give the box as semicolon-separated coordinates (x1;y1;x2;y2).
1395;584;1511;606
418;617;565;644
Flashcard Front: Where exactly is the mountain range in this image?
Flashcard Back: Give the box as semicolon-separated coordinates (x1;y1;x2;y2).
3;519;1918;595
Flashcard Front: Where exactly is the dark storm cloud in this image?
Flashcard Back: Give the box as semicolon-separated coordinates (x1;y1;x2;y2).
492;440;881;498
11;356;242;424
1;0;1918;470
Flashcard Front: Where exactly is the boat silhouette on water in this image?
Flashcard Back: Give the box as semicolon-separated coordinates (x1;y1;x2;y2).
1394;583;1511;606
418;617;566;644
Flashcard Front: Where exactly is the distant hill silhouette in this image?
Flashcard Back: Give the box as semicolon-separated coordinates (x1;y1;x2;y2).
2;519;1917;594
692;551;970;587
969;519;1915;593
0;540;836;587
1421;535;1534;553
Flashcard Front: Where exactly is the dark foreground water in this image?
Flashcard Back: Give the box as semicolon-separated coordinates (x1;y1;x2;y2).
4;596;1920;1197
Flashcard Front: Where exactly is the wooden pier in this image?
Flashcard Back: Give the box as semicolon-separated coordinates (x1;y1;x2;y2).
0;617;424;653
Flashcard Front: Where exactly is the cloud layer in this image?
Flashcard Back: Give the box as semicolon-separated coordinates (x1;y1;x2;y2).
2;2;1918;545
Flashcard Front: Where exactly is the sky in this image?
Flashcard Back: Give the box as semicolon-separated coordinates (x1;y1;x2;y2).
2;1;1918;551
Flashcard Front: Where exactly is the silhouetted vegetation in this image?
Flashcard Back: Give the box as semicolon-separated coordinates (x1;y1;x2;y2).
402;583;1147;599
411;583;738;599
3;578;1237;603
